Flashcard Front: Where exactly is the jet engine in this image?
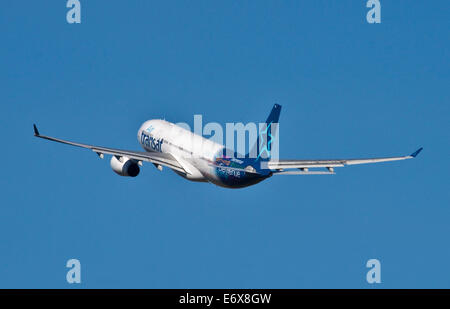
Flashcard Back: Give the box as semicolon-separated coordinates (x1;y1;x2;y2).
110;156;140;177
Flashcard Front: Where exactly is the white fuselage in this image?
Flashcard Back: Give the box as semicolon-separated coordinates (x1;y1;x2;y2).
138;119;223;183
136;119;269;188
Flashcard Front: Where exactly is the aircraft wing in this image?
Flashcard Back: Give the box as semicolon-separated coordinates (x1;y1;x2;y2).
33;124;187;174
262;148;423;175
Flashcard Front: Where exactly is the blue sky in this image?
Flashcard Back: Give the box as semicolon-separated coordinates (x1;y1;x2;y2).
1;1;449;288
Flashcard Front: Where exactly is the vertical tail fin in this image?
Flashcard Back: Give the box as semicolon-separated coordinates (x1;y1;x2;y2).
249;104;282;162
265;103;282;128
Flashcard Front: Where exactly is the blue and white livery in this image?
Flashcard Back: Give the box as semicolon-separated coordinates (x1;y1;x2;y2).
33;105;422;189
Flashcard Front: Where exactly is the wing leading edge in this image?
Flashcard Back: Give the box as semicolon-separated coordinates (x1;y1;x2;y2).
33;124;187;174
263;147;423;175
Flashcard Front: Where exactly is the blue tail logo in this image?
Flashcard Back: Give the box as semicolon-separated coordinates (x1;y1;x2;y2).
250;104;281;162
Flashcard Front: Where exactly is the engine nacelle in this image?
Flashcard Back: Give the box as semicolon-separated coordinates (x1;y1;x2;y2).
110;156;140;177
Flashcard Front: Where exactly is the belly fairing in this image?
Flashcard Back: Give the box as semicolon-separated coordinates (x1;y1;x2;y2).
208;152;271;188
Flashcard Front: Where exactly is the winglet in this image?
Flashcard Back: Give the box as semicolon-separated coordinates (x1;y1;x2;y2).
410;147;423;158
33;124;40;136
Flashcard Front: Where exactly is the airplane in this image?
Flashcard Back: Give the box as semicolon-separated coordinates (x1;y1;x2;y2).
33;104;422;188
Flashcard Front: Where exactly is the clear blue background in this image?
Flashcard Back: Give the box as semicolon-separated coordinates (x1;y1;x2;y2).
1;1;448;288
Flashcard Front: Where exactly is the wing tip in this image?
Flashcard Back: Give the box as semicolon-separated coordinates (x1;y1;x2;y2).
33;124;40;136
410;147;423;158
